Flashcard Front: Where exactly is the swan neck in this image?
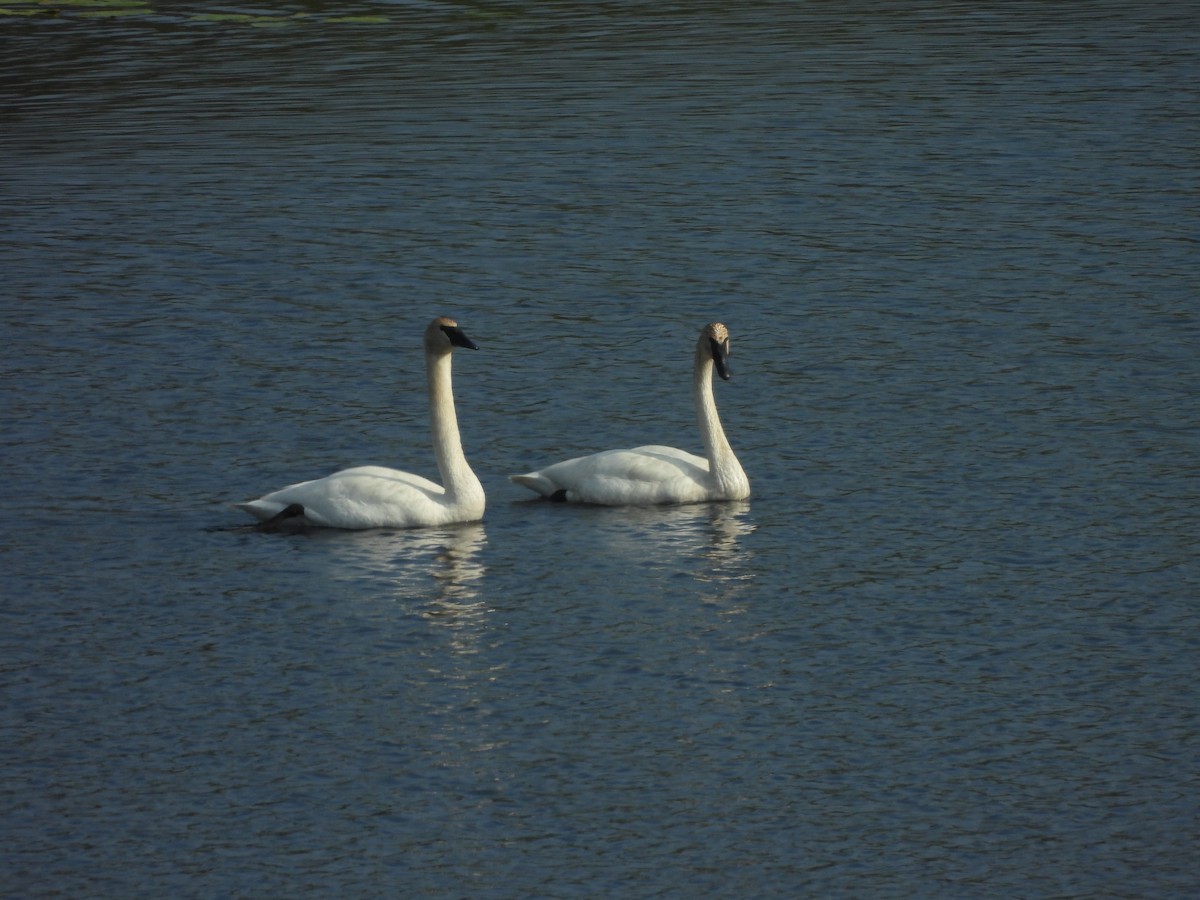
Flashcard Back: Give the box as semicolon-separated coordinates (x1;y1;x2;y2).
693;347;748;497
426;349;482;502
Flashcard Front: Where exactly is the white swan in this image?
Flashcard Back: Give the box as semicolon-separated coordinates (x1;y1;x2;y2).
511;322;750;506
235;316;486;530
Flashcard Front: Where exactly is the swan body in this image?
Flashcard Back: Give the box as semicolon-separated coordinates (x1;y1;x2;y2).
236;317;485;529
511;322;750;506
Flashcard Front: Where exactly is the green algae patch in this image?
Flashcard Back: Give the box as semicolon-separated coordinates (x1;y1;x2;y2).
327;15;389;24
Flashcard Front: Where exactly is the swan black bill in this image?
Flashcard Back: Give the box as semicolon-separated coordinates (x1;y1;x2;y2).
441;325;479;350
710;338;732;380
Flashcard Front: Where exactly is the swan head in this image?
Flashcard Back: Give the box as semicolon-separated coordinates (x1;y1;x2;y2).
702;322;732;380
425;316;479;354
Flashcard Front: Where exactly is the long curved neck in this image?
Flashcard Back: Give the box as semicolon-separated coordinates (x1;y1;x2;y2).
693;347;749;498
426;350;483;503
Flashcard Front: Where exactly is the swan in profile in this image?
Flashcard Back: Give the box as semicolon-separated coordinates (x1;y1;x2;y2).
511;322;750;506
235;316;486;530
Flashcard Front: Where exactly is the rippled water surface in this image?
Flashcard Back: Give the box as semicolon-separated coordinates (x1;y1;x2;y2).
3;2;1198;896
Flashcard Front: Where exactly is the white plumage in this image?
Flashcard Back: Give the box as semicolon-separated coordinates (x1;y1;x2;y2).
235;317;485;530
511;322;750;506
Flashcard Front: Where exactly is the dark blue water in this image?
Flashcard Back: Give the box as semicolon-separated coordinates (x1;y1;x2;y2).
3;2;1198;896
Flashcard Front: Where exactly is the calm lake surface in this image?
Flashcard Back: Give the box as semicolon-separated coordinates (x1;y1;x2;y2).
2;1;1198;896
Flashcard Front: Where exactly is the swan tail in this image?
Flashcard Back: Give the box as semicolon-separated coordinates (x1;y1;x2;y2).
233;499;289;522
510;472;561;498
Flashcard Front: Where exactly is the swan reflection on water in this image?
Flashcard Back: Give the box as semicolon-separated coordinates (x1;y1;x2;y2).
585;500;758;608
328;522;489;621
419;523;489;627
